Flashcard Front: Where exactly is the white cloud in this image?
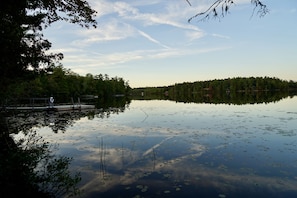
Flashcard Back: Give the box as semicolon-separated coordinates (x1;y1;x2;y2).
45;0;234;79
211;33;231;39
91;0;204;30
72;20;136;46
186;30;205;41
47;47;83;54
137;30;171;49
60;45;231;76
47;0;206;54
70;0;206;54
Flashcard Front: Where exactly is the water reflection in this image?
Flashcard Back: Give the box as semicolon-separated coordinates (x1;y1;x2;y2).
3;107;127;134
0;100;129;197
1;95;297;197
133;89;296;105
0;125;81;197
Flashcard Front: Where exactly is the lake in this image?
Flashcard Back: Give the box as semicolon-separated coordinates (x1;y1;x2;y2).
6;96;297;197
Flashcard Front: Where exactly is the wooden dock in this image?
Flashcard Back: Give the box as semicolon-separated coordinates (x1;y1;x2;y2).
4;104;95;111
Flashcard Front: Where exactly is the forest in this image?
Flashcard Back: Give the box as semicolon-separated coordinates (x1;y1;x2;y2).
1;65;131;105
3;73;297;106
132;77;297;105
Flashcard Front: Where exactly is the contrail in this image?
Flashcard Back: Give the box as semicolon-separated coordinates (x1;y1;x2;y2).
137;30;170;49
142;136;173;157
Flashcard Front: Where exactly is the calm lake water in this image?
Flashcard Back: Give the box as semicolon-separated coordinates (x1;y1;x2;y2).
12;96;297;197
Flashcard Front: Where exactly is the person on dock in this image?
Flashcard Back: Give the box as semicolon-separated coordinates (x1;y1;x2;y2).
49;96;54;108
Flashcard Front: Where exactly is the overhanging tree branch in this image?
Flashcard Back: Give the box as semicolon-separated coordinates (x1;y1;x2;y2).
0;0;97;82
251;0;269;18
187;0;269;23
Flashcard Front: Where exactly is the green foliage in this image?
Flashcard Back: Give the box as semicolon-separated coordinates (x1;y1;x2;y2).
38;156;81;197
0;0;97;92
2;66;131;103
0;129;81;197
132;77;297;105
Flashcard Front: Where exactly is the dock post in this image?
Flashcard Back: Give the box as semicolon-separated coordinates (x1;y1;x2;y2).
71;97;74;108
78;97;81;108
31;98;35;109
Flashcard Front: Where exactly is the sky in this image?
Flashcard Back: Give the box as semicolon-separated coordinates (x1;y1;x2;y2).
44;0;297;88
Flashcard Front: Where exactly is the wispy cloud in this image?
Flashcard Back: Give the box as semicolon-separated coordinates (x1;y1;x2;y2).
47;1;231;76
68;0;206;51
211;33;231;39
91;0;204;31
186;30;205;41
137;30;171;49
71;20;136;46
60;45;231;76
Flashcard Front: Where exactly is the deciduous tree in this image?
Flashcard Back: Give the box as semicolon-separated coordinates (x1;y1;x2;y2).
0;0;97;84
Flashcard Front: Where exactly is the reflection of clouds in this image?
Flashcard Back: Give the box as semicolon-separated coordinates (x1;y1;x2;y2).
44;117;205;146
80;146;297;195
79;146;140;170
31;99;297;196
12;123;297;196
78;137;207;194
72;131;297;196
142;136;173;157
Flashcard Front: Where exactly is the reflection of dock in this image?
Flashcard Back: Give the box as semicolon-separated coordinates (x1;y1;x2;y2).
2;97;96;112
4;104;95;111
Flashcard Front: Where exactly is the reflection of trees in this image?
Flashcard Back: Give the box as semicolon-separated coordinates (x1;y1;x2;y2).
2;97;130;133
171;90;296;105
0;127;81;197
132;90;296;105
95;96;131;110
0;99;130;196
3;105;128;134
3;110;86;134
132;77;297;105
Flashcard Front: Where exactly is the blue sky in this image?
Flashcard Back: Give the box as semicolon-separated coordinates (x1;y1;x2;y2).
44;0;297;88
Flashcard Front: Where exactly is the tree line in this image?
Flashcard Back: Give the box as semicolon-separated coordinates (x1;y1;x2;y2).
2;65;131;104
132;77;297;105
170;76;297;93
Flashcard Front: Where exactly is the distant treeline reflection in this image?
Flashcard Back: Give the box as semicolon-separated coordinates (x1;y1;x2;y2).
132;77;297;105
